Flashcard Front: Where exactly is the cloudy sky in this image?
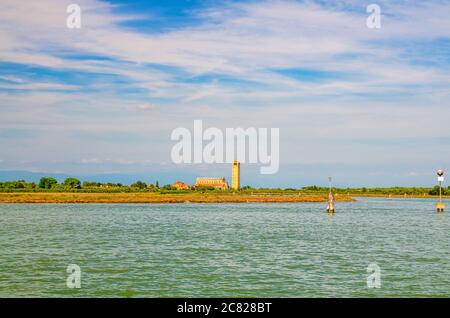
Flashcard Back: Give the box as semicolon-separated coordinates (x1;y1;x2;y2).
0;0;449;187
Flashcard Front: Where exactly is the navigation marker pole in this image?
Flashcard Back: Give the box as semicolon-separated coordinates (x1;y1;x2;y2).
326;177;335;213
436;169;445;212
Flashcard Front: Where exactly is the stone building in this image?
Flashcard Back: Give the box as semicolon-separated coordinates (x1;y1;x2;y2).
195;177;229;190
173;181;190;190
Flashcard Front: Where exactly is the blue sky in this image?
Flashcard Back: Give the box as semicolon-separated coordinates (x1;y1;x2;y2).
0;0;449;187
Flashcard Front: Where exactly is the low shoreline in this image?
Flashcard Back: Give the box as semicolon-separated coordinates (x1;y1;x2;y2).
351;194;450;199
0;192;354;204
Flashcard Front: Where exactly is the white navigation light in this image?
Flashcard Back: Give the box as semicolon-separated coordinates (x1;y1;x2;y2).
437;169;444;177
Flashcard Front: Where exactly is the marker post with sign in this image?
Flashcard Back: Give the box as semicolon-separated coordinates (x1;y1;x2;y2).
326;177;335;213
436;169;445;212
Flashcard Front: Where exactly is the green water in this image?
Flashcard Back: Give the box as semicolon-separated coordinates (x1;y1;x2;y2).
0;198;449;297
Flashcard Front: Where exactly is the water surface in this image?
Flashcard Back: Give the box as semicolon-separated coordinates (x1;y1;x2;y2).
0;198;449;297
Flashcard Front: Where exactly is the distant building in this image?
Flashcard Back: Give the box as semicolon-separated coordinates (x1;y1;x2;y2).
195;177;229;190
232;160;240;190
173;181;190;190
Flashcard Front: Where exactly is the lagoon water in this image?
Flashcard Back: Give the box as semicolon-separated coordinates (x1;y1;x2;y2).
0;198;449;297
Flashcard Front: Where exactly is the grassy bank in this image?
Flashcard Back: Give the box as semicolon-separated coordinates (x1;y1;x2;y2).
0;192;354;204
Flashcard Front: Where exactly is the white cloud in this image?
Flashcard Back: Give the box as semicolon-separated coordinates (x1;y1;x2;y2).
0;75;25;83
0;81;77;91
0;0;449;180
1;0;449;96
136;103;155;111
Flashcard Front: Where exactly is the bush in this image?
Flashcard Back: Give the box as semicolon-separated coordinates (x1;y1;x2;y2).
131;181;147;189
429;186;447;196
64;178;81;189
39;177;58;189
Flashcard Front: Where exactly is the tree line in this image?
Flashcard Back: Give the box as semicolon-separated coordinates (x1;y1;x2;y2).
0;178;166;192
0;178;448;195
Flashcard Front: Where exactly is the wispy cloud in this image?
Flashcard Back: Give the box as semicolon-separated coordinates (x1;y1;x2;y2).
0;0;449;185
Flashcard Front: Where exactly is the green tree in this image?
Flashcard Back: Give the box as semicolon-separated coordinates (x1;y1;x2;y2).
15;180;26;189
39;177;58;189
131;180;147;189
64;178;81;189
162;184;174;190
429;185;447;196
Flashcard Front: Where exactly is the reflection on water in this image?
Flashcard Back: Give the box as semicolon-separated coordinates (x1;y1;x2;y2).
0;198;449;297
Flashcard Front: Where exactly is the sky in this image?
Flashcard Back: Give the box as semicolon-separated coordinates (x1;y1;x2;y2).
0;0;449;187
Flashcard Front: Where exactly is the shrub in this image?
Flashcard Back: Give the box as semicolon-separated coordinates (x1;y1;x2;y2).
39;177;58;189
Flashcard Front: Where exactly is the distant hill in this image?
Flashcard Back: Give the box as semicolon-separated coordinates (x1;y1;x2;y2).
0;170;199;186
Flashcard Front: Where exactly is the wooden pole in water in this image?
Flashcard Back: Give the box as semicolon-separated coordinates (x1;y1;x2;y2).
436;169;445;212
327;176;335;213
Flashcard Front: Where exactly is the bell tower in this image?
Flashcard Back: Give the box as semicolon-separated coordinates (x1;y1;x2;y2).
232;161;240;190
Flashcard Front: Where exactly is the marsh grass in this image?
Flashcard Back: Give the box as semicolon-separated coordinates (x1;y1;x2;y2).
0;192;354;203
